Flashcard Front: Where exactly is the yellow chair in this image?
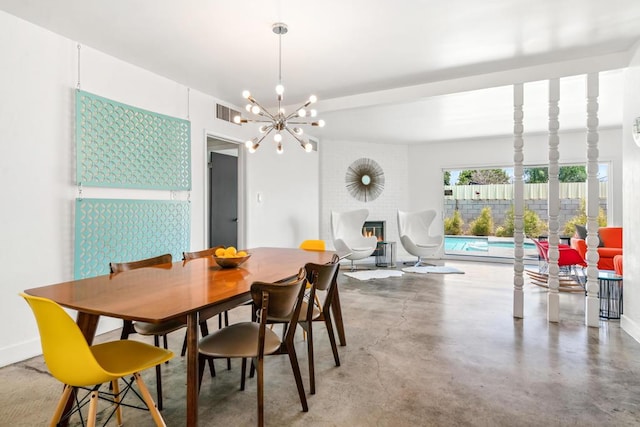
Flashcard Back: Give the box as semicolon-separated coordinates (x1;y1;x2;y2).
299;239;326;251
20;293;173;427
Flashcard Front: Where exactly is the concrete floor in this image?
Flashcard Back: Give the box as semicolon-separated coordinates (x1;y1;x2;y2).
3;260;640;426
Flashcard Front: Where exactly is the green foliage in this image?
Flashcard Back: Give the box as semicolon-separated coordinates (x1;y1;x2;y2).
443;171;451;186
456;169;510;185
559;166;587;183
524;167;548;183
468;207;495;236
456;170;475;185
495;206;547;237
524;165;587;183
444;210;464;235
562;199;607;235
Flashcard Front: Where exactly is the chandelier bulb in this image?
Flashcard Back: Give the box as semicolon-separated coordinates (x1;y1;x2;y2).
245;140;253;148
309;95;317;104
245;104;252;112
258;125;269;133
279;107;286;115
304;142;313;152
293;127;303;135
310;109;317;117
251;105;261;115
298;108;307;117
276;143;284;154
275;84;284;96
233;115;242;124
274;133;283;143
242;90;251;99
318;119;326;127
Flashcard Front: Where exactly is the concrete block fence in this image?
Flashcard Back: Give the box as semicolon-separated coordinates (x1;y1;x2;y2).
444;198;607;234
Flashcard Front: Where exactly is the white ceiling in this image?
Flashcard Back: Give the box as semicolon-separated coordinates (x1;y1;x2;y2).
2;0;640;143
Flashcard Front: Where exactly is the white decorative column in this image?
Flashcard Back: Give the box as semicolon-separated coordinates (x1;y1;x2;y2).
585;73;600;327
547;79;560;322
513;83;525;318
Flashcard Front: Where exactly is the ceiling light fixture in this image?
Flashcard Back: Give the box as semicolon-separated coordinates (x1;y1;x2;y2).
233;23;325;154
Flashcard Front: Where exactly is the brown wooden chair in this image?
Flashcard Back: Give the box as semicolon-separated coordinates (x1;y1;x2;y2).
182;246;223;260
109;253;185;410
197;268;309;427
265;259;342;394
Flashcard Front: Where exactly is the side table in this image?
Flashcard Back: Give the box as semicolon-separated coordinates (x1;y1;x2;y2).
375;241;396;268
598;270;623;320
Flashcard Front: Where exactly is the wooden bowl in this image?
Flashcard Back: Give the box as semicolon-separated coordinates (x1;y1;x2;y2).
213;253;251;268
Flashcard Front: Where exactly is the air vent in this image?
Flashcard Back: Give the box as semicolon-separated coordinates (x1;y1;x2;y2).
216;104;241;125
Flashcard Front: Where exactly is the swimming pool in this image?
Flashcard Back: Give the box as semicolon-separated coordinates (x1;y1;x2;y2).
445;236;537;257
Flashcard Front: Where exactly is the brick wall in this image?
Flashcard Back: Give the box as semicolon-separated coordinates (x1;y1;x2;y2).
320;140;410;251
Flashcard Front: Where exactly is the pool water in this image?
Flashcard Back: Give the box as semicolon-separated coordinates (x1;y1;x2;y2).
445;236;536;253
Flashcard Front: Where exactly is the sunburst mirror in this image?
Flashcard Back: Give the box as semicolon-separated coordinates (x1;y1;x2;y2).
345;158;385;202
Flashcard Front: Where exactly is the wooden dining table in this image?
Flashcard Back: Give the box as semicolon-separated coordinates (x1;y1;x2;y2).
24;247;341;426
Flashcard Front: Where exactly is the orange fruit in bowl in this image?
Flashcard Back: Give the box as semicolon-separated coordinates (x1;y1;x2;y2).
237;250;247;257
215;247;226;257
224;247;237;257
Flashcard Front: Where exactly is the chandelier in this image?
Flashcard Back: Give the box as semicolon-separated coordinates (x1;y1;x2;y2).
233;23;325;154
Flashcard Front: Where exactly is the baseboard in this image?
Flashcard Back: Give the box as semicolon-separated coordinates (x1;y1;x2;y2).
621;315;640;344
0;338;42;368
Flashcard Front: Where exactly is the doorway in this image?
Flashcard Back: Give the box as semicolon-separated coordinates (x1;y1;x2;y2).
207;137;242;248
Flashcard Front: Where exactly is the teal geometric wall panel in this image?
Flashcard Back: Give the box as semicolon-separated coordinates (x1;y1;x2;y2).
74;198;190;279
76;90;191;190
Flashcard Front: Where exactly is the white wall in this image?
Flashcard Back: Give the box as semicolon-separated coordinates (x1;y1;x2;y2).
0;11;319;366
244;145;320;247
621;43;640;340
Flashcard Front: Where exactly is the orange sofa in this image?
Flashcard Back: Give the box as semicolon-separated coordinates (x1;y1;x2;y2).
570;226;622;271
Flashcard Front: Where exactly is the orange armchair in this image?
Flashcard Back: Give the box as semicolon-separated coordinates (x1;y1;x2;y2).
570;226;622;270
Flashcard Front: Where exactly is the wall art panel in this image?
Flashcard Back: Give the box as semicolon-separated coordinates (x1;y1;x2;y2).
76;90;191;190
74;198;190;279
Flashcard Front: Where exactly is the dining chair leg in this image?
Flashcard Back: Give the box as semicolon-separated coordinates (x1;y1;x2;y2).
111;379;123;427
240;358;247;391
50;384;73;427
87;390;99;427
198;322;216;377
155;363;163;411
180;334;187;357
133;372;167;427
151;335;164;410
223;312;232;370
256;356;264;427
286;346;309;412
324;312;341;367
197;354;207;392
331;287;347;346
306;320;316;394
